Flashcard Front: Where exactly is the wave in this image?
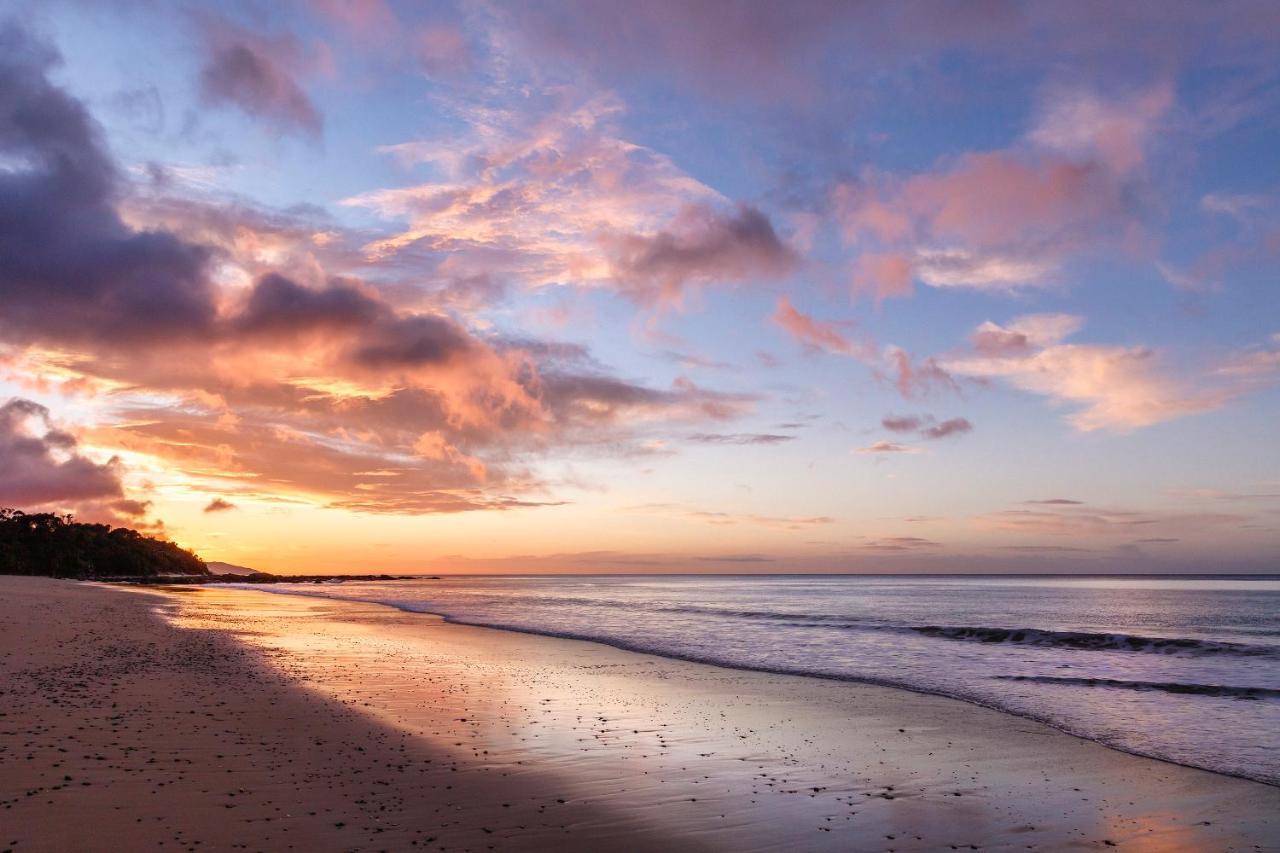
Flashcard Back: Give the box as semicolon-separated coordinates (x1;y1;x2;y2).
659;611;1275;658
240;583;1277;660
994;675;1280;700
396;595;1279;657
907;625;1273;657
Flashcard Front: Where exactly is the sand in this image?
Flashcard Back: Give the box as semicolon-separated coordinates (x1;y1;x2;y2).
1;577;1276;852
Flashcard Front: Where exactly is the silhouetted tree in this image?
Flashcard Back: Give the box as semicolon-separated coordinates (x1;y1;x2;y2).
0;508;208;578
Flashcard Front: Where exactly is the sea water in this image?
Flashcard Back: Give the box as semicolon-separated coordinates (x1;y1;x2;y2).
245;574;1280;785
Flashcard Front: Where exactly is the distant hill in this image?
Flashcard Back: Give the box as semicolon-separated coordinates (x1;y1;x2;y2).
0;508;208;579
206;561;263;576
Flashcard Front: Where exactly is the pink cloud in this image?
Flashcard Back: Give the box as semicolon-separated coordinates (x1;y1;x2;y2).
306;0;475;81
881;347;958;400
415;26;473;76
1028;85;1173;177
344;93;754;302
852;252;914;301
946;314;1245;432
972;314;1082;356
771;297;866;357
835;86;1173;296
308;0;397;34
768;297;849;353
855;441;921;455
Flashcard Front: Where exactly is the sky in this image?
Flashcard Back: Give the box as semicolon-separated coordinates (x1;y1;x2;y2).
0;0;1277;574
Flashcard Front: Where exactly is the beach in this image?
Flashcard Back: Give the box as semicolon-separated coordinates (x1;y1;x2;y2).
1;577;1276;852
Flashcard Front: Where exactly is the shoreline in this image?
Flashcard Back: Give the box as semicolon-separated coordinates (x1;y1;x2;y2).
228;580;1280;788
3;576;1277;851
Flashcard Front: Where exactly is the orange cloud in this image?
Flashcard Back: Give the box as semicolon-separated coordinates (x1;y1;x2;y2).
0;37;761;516
946;314;1233;432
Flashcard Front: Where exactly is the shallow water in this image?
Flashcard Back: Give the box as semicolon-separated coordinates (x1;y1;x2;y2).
243;574;1280;785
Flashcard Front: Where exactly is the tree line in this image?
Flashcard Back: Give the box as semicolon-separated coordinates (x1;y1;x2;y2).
0;508;208;578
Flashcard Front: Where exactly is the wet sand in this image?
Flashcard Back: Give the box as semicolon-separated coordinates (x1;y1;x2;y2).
1;577;1276;851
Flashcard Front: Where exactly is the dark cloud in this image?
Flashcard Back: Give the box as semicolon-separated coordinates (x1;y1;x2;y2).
1026;498;1085;505
882;415;922;433
0;398;125;509
235;274;478;369
198;16;323;138
237;274;385;336
110;499;152;518
879;414;973;441
921;417;973;439
0;24;217;349
203;497;237;513
352;314;476;368
610;205;798;303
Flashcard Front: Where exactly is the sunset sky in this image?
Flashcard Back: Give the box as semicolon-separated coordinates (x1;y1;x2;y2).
1;1;1277;573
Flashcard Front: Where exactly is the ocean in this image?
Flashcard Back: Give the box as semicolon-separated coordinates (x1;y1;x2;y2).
244;574;1280;785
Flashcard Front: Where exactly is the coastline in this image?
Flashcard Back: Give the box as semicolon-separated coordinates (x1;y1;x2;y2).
2;577;1276;851
234;579;1279;787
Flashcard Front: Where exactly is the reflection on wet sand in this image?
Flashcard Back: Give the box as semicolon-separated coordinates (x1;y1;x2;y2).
164;585;1279;851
